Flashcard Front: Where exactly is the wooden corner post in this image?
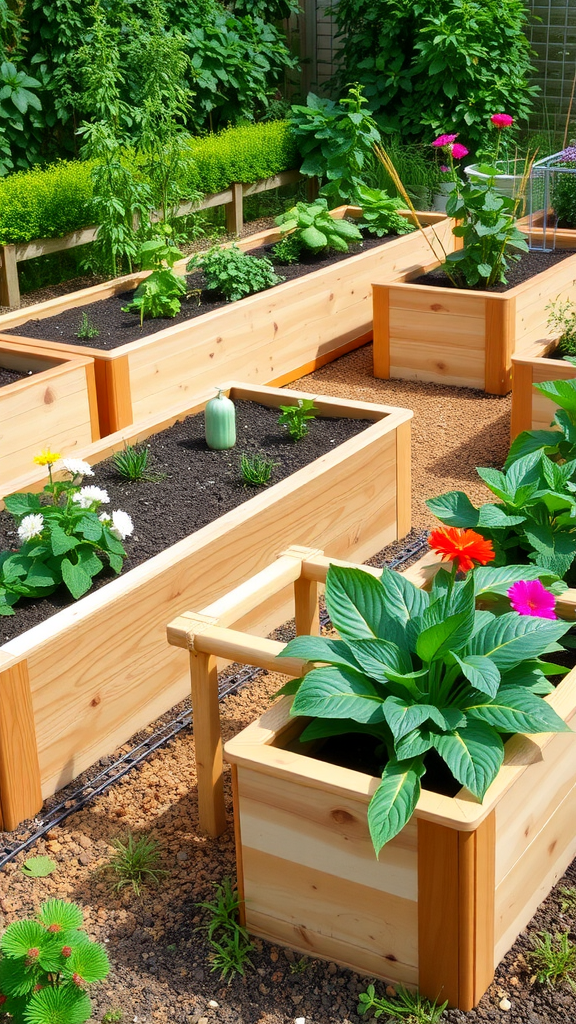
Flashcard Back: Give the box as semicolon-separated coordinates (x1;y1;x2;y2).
372;284;391;380
510;358;535;439
484;297;516;395
417;813;496;1010
0;245;20;310
0;659;42;831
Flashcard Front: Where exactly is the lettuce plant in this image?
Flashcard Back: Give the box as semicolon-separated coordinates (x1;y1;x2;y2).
0;898;109;1023
277;547;570;854
353;184;414;238
275;198;362;254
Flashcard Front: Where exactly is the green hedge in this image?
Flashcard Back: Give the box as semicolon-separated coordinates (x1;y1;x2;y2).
0;121;298;246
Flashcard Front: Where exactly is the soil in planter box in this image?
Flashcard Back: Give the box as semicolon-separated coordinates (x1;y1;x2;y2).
4;232;397;350
411;248;576;293
0;400;370;642
0;365;37;386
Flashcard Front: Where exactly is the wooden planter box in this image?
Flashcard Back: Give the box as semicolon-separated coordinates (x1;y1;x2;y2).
511;338;575;437
517;210;576;249
372;252;576;395
0;339;99;489
0;211;451;436
204;550;576;1010
0;383;412;832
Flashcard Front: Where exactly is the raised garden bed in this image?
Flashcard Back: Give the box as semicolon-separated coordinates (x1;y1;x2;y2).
0;382;412;832
194;549;576;1011
517;210;576;249
0;339;99;490
511;337;575;437
372;248;576;395
0;208;451;435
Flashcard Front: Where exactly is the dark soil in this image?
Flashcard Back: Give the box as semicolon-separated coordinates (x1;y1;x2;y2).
0;365;36;387
5;232;397;350
411;248;576;292
0;399;369;644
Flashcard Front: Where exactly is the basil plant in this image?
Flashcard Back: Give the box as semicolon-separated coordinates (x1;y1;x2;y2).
277;563;571;855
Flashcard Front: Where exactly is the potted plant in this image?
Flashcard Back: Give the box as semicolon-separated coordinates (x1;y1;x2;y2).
372;138;576;395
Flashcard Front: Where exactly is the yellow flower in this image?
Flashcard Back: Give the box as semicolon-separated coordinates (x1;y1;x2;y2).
33;449;62;467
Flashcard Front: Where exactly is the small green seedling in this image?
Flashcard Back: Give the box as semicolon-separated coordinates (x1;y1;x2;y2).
528;930;576;988
102;1011;124;1023
112;442;161;482
20;855;57;878
278;398;318;441
76;311;100;339
357;983;447;1022
289;956;310;974
240;453;278;486
196;877;254;981
272;233;301;264
107;833;167;896
558;885;576;915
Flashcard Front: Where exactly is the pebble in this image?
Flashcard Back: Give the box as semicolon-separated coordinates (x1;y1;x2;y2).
207;1000;219;1009
294;1018;306;1024
176;850;188;863
499;997;512;1011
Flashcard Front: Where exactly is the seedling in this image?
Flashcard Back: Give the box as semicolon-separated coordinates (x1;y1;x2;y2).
272;233;301;264
102;1011;124;1023
277;398;318;441
357;983;447;1022
528;930;576;988
112;442;161;482
240;452;278;486
289;956;310;974
20;855;57;877
558;885;576;915
107;833;167;896
196;877;254;981
76;311;100;339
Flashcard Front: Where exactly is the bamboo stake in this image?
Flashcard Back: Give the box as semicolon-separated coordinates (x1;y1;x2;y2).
374;144;450;265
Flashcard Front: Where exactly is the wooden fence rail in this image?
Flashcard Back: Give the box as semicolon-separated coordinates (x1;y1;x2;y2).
0;168;304;310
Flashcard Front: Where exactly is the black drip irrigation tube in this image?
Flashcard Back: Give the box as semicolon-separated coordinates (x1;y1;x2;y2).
0;532;428;870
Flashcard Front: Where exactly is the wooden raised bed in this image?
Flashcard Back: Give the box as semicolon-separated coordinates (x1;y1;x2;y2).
0;382;412;832
168;547;576;1009
0;339;99;489
511;338;575;437
517;210;576;249
0;210;452;436
372;251;576;395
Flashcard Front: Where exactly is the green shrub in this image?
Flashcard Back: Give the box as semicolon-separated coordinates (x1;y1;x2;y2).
182;121;297;195
190;243;283;301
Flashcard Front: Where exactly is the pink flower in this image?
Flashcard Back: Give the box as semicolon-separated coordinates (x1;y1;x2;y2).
507;580;557;620
491;113;514;129
432;133;458;148
451;143;469;160
440;164;450;173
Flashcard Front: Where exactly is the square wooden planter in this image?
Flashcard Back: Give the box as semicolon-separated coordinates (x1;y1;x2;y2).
0;339;99;489
511;339;576;437
0;382;412;832
0;210;451;436
214;551;576;1010
372;252;576;395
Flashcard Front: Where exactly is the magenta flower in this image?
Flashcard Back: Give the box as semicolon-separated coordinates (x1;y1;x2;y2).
440;164;450;173
507;580;557;620
491;113;514;129
432;133;458;148
451;143;469;160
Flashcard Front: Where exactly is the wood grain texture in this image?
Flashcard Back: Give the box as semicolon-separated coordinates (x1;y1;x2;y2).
0;659;42;830
511;340;576;436
190;651;226;837
0;245;19;309
484;297;515;395
418;820;460;1004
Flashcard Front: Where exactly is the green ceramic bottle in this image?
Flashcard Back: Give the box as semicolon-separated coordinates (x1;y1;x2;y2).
205;388;236;450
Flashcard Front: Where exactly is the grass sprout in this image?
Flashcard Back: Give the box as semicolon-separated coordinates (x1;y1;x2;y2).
240;452;278;486
558;885;576;915
196;877;254;982
528;931;576;988
107;833;168;896
76;311;100;339
102;1011;124;1023
112;443;162;482
357;983;447;1022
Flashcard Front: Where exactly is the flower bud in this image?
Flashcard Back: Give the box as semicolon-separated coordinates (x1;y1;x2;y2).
61;946;72;958
47;923;62;933
72;973;84;986
27;947;40;959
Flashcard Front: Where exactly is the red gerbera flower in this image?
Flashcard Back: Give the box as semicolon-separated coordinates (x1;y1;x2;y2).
428;527;495;573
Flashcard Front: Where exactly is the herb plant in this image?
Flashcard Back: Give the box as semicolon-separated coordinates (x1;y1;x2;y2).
547;298;576;360
123;235;187;323
358;983;447;1023
189;244;283;302
196;878;253;981
354;184;414;238
275;199;362;254
76;312;100;339
112;443;158;482
240;453;277;486
0;454;133;614
528;931;576;988
558;886;576;915
271;233;301;264
277;533;570;854
0;898;109;1023
107;833;167;896
278;398;318;440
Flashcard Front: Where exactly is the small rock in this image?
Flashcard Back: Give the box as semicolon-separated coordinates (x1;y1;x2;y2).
207;1000;219;1009
295;1018;306;1024
385;985;397;998
499;998;512;1011
176;850;189;863
291;995;303;1005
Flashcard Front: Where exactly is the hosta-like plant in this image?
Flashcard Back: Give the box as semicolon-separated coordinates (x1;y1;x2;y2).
277;533;570;854
354;184;414;238
0;899;109;1024
274;198;362;254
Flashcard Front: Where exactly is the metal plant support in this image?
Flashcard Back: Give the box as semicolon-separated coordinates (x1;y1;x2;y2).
527;151;576;251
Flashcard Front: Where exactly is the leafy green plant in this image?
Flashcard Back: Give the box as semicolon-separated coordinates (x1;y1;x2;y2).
277;398;318;441
558;886;576;915
276;555;570;854
0;898;109;1023
240;453;278;486
354;184;413;237
358;983;447;1022
547;298;576;360
0;452;132;615
107;833;167;896
528;931;576;988
289;85;381;205
275;199;363;254
551;147;576;229
102;1011;123;1023
189;244;283;302
196;878;253;981
20;856;57;878
0;60;42;176
289;957;310;974
111;443;159;482
76;312;99;339
123;235;187;323
271;233;301;264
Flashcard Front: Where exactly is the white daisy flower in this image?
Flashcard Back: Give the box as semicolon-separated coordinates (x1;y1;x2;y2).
110;510;134;541
98;512;111;524
17;513;44;543
72;486;110;508
61;458;94;478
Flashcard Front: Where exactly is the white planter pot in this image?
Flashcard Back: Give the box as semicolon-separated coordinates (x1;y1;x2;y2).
432;181;456;212
464;163;523;198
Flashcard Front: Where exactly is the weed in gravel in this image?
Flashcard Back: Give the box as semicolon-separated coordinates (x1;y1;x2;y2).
112;443;162;482
240;452;278;486
107;833;168;896
357;983;447;1022
558;885;576;915
196;877;254;981
528;931;576;988
76;311;100;339
102;1011;123;1023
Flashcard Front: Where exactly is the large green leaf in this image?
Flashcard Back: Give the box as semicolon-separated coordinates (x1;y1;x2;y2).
534;378;576;416
299;718;390;743
473;564;561;598
291;666;385;724
433;721;504;799
451;652;500;697
466;613;570;670
344;638;414;685
50;525;79;557
367;758;425;854
425;491;479;528
466;685;571;734
378;565;429;624
3;492;42;516
505;430;561;468
278;635;361;671
382;695;446;742
23;985;92;1024
395;727;434;760
325;565;389;638
61;558;92;600
416;610;472;662
1;920;45;958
